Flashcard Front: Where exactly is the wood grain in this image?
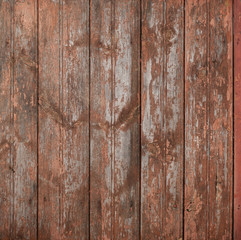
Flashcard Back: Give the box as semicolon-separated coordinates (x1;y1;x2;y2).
90;0;113;239
38;0;89;239
185;0;233;239
113;1;140;239
141;0;184;239
13;1;38;239
0;1;237;239
0;1;13;238
90;0;140;239
208;1;233;238
234;0;241;238
0;0;38;239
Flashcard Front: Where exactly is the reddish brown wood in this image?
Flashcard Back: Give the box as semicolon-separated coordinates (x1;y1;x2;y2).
13;1;38;239
90;0;140;239
0;1;237;239
113;1;140;238
208;1;233;238
0;0;38;239
234;0;241;238
141;0;184;239
185;0;233;239
38;0;89;239
0;1;13;238
90;0;113;239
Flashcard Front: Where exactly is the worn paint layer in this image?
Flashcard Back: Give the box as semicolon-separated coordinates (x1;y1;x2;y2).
0;0;236;239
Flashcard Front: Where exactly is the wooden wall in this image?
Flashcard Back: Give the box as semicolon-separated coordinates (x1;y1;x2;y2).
0;0;238;239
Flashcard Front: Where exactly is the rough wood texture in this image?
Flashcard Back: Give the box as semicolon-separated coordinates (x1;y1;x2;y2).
0;1;13;238
141;0;184;239
208;1;233;238
0;0;38;239
90;0;140;239
234;0;241;238
90;0;113;239
0;0;237;239
185;0;233;239
113;1;140;238
38;0;89;239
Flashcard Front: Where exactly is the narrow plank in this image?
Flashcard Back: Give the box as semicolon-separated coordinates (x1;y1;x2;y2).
38;0;62;237
185;0;233;239
113;0;140;238
185;0;210;238
62;0;89;238
141;0;184;239
208;1;233;238
0;1;13;238
38;0;89;239
13;0;38;239
234;0;241;238
90;0;113;239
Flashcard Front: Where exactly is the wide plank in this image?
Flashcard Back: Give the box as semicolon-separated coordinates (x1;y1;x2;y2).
185;0;233;239
38;0;89;239
141;0;184;239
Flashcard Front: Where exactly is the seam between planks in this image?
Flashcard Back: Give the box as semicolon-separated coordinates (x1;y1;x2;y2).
183;0;185;239
12;1;15;238
232;0;234;238
89;0;91;238
36;0;39;238
139;0;142;239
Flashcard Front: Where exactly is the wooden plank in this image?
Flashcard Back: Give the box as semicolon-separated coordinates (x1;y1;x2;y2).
141;0;184;239
0;0;38;239
185;0;233;239
234;0;241;238
13;1;38;239
0;1;13;238
62;0;89;238
38;0;62;238
113;1;140;238
185;0;211;238
90;0;113;239
208;1;233;238
90;0;140;238
38;0;89;239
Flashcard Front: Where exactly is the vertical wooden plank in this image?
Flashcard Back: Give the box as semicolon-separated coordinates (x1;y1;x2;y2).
0;0;37;239
38;0;89;239
91;0;140;238
0;1;13;238
141;0;184;239
13;0;38;239
62;0;89;238
90;0;113;239
208;1;233;238
113;0;140;238
38;0;62;238
185;0;233;239
185;1;210;238
234;0;241;238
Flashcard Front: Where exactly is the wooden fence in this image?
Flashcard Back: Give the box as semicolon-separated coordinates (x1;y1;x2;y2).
0;0;240;239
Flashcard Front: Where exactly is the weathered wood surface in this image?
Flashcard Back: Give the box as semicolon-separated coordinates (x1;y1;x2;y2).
90;0;112;238
141;0;184;239
0;0;38;239
185;0;233;239
38;0;89;239
90;0;140;239
0;0;237;239
234;0;241;239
